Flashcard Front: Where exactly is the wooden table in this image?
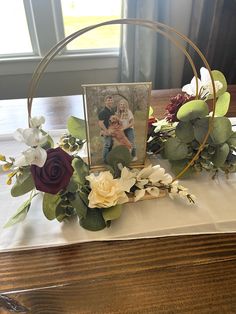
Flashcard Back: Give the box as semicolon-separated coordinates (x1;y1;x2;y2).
0;87;236;313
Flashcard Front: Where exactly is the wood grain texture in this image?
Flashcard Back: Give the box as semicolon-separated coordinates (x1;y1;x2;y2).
1;234;236;313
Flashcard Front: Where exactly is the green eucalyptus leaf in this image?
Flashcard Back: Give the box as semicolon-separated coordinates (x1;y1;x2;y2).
177;100;208;122
72;156;89;186
170;159;194;178
66;179;78;193
227;132;236;147
67;116;86;140
41;130;54;149
70;192;88;219
4;199;31;228
106;145;132;168
102;204;122;225
42;193;61;220
164;138;188;160
193;118;210;143
210;117;232;144
211;70;227;97
193;118;209;143
11;169;35;197
175;122;195;143
55;203;67;222
214;92;231;117
212;143;230;167
79;208;106;231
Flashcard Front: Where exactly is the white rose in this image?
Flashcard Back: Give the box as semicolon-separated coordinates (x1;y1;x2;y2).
86;171;132;208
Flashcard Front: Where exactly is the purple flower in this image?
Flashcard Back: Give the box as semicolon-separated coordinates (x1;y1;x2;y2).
31;147;73;194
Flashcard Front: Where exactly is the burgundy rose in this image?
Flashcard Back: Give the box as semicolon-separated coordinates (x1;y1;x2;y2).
165;93;194;122
31;147;73;194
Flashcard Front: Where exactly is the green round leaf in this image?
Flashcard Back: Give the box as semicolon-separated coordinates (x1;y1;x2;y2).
175;122;194;143
210;117;232;144
43;193;61;220
164;138;188;161
193;118;210;143
106;145;132;168
214;92;230;117
102;205;122;225
177;100;208;122
211;143;230;167
72;156;89;186
67;116;86;140
227;132;236;147
79;208;106;231
11;169;35;197
70;192;88;219
211;70;227;97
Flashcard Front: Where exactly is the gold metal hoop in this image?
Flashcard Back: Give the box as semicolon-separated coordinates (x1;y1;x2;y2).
27;19;217;181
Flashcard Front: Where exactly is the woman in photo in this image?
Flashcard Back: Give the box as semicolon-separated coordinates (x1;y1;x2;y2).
116;99;137;161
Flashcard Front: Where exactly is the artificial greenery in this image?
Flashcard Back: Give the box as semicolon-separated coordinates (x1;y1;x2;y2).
148;70;236;178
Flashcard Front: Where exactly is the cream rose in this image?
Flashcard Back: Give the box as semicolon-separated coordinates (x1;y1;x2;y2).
86;171;134;208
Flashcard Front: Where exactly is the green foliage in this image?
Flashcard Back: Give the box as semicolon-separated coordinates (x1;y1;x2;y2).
149;106;154;117
72;156;89;186
67;116;86;139
102;204;122;226
211;70;227;97
214;92;231;117
227;132;236;146
11;168;35;197
70;192;88;219
177;100;208;121
210;117;232;144
164;138;188;160
170;159;194;178
175;121;194;143
212;143;230;167
42;193;61;220
106;145;132;175
193;118;210;143
4;193;37;228
79;208;106;231
4;199;31;227
41;130;54;149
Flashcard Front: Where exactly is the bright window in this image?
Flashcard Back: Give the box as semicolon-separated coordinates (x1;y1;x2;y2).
0;1;33;55
61;0;122;51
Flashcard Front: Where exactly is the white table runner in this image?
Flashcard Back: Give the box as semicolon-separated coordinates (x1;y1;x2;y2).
1;127;236;252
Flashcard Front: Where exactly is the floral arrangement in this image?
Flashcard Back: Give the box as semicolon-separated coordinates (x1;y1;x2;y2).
148;68;236;178
1;116;195;231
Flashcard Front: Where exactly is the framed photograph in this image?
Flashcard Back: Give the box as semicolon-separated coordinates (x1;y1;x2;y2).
82;82;152;170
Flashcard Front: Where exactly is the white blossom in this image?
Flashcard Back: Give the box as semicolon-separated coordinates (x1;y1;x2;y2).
29;116;45;128
182;67;223;98
14;128;47;147
14;147;47;167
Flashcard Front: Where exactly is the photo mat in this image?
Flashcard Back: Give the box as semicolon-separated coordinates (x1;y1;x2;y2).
83;82;152;169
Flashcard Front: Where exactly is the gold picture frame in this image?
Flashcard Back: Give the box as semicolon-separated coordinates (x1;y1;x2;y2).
82;82;152;170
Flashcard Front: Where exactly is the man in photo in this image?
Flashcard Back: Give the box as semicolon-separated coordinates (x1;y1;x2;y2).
98;95;115;163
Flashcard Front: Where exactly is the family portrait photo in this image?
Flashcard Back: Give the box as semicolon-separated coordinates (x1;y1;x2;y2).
83;83;151;169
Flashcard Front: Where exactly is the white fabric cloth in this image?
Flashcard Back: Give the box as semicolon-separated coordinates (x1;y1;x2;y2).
0;126;236;252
